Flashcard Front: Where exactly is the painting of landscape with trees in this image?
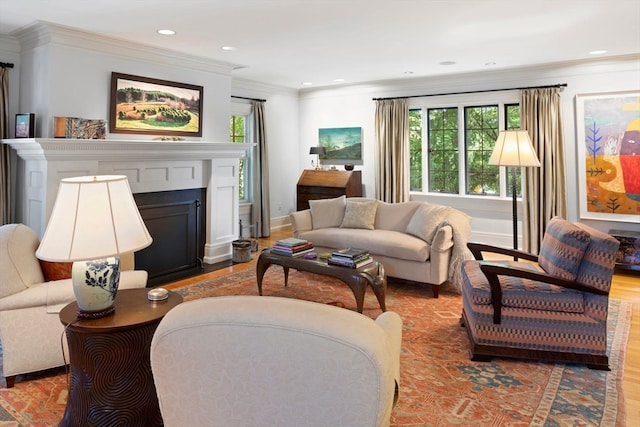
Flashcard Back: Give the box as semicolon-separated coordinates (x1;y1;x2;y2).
110;72;203;137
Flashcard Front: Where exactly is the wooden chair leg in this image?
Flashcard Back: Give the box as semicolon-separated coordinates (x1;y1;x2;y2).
431;284;439;298
4;375;16;388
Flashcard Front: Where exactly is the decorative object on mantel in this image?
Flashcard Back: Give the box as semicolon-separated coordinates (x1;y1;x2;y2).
153;136;185;141
15;113;35;138
318;127;363;166
54;116;107;139
36;175;153;319
309;146;326;170
110;72;203;137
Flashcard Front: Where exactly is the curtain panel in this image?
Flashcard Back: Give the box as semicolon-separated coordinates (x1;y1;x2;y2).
374;98;409;203
521;87;566;253
0;67;11;225
251;100;270;237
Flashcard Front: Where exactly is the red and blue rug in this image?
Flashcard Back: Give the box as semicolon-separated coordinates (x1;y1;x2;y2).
0;266;631;426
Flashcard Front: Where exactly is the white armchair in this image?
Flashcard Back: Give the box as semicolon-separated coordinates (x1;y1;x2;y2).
0;223;148;387
151;295;403;427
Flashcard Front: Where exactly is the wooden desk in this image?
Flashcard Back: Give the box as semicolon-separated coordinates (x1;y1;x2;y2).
59;288;183;427
296;169;362;210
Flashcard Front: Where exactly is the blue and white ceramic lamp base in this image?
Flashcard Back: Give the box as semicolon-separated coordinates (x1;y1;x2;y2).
72;257;121;319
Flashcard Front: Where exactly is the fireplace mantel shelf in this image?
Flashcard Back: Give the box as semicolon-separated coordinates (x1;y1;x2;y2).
2;138;251;161
3;138;246;265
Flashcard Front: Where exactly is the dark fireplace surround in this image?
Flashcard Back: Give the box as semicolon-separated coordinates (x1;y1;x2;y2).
133;188;207;287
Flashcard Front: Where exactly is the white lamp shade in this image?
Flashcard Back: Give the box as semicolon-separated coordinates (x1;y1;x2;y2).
489;130;541;167
36;175;153;261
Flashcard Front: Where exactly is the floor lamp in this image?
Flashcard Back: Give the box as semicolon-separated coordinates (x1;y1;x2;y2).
489;130;541;250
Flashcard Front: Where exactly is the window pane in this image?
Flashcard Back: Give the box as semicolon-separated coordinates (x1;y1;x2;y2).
428;108;458;193
230;115;248;200
465;106;498;195
409;109;422;191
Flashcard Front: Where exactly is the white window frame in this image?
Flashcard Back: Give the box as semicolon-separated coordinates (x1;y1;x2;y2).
231;101;253;203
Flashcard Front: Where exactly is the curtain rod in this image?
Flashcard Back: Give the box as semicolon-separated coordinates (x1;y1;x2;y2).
231;95;267;103
0;62;14;69
372;83;567;101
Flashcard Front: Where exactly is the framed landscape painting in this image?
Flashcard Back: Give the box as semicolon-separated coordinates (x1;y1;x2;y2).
109;72;203;137
318;127;363;165
575;90;640;222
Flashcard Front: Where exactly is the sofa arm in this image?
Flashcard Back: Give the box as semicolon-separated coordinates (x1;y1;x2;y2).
289;209;313;237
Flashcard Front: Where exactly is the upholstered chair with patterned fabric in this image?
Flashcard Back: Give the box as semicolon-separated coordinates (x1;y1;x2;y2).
151;295;403;427
460;217;620;369
0;223;148;388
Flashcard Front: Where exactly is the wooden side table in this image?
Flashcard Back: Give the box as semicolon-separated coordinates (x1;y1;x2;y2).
59;288;182;427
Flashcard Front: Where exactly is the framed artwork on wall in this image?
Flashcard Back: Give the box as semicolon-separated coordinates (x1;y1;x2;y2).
575;90;640;222
15;113;35;138
318;127;363;165
109;72;203;137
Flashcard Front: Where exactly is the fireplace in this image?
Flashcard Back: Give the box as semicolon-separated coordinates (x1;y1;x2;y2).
3;138;248;274
134;188;207;286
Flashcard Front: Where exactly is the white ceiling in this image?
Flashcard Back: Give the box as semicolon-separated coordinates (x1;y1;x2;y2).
1;0;639;89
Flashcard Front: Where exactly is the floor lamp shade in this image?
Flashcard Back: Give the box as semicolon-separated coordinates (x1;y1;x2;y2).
489;130;541;250
36;175;152;317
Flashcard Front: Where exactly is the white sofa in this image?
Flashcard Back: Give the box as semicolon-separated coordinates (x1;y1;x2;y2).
151;295;402;427
289;196;472;297
0;223;148;387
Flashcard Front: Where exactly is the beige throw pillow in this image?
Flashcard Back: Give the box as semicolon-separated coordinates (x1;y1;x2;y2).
340;200;377;229
406;203;452;244
309;196;346;229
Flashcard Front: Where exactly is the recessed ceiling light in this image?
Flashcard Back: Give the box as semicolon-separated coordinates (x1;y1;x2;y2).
403;71;414;75
302;82;313;86
221;46;237;51
485;61;496;66
439;61;456;66
589;50;607;55
333;78;345;82
157;29;175;36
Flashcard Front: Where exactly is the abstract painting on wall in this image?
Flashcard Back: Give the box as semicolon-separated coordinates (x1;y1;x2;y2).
575;90;640;222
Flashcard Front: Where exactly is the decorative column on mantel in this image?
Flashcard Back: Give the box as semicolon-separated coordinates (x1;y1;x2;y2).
2;138;250;264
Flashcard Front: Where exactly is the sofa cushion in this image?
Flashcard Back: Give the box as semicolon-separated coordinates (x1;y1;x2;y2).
539;217;591;281
574;222;620;293
309;196;346;229
300;228;430;262
39;260;73;281
340;199;377;230
405;203;452;244
461;260;585;313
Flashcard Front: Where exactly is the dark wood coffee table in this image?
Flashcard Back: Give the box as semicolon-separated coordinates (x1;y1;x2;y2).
256;249;386;313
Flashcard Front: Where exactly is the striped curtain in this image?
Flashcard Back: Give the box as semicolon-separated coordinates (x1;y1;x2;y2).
0;67;11;225
521;87;566;253
374;98;409;203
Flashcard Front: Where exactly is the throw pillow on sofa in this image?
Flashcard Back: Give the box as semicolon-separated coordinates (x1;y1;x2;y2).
340;199;377;229
309;195;346;229
405;203;452;244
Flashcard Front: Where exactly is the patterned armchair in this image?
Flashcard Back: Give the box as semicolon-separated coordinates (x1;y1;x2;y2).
0;223;148;387
460;217;620;369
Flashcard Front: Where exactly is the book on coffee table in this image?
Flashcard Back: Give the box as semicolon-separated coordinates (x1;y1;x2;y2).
331;247;369;259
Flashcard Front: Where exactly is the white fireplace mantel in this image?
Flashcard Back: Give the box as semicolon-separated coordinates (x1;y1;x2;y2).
3;138;250;264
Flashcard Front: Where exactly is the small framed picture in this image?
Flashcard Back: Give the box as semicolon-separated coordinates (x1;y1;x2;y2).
15;113;35;138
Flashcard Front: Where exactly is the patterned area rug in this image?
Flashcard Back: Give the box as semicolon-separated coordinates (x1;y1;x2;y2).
0;267;631;426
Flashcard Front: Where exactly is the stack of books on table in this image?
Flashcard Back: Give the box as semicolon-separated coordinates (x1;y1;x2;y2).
328;247;373;268
271;237;314;257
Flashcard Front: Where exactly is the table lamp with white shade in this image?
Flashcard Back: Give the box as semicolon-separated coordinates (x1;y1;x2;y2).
36;175;153;319
489;130;541;250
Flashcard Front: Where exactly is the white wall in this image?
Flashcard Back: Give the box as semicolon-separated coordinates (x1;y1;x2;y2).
2;25;638;244
296;57;640;245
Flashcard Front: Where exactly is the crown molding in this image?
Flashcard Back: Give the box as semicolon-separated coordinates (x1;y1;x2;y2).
11;21;238;77
0;34;20;54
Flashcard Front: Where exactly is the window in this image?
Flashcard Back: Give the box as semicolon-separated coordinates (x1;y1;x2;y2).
409;93;520;197
230;114;248;200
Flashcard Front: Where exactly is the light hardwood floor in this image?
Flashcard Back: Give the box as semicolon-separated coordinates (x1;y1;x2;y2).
165;228;640;425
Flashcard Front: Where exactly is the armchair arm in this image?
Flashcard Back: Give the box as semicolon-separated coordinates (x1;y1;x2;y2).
467;242;538;262
480;262;608;324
